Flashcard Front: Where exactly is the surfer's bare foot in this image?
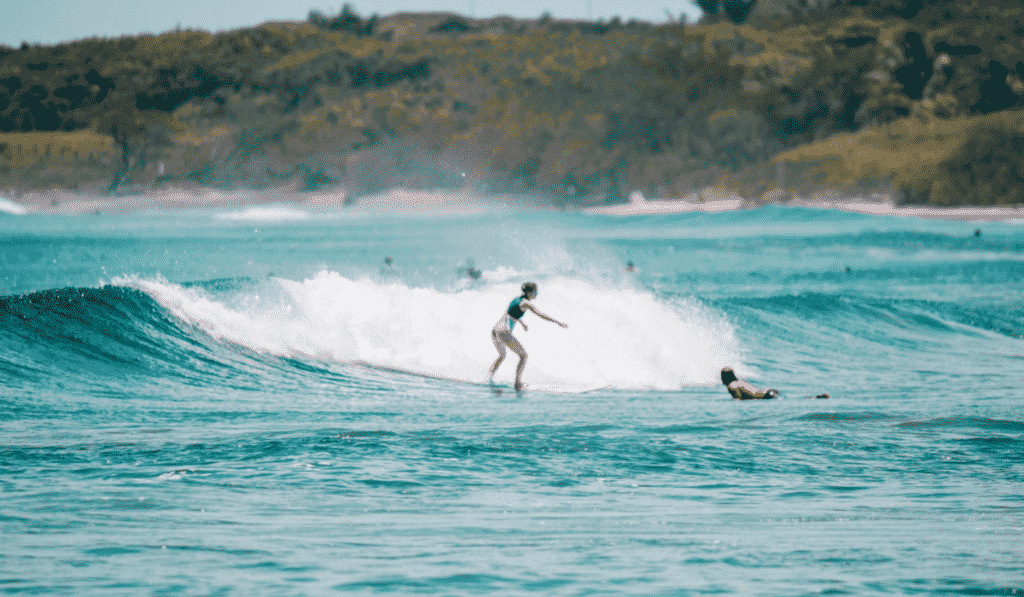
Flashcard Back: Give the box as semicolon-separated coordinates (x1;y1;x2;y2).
514;382;525;392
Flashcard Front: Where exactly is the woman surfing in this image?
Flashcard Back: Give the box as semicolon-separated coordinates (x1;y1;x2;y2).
488;282;568;391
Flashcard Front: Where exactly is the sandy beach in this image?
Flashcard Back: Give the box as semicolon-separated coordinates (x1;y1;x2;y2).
4;186;1024;221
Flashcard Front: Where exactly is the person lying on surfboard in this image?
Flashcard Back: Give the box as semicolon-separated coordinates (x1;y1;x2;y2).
720;367;779;400
489;282;567;391
720;367;829;400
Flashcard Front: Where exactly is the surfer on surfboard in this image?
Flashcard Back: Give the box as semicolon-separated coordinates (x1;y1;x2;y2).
720;367;829;400
489;282;567;391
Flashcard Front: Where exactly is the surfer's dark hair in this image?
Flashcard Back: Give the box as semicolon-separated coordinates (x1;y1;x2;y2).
521;282;537;295
720;367;737;385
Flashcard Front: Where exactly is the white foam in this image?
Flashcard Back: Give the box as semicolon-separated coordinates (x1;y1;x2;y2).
156;470;186;481
213;205;310;221
585;195;744;215
122;272;741;392
0;197;29;215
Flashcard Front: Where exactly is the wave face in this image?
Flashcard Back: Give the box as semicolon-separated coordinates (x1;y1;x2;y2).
2;201;1024;596
1;273;739;394
6;276;1021;397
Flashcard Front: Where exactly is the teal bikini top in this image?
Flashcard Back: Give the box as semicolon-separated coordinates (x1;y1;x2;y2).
507;296;527;328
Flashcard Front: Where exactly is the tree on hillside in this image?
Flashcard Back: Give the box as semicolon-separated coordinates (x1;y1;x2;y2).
95;96;178;193
693;0;758;23
742;0;838;27
308;4;378;35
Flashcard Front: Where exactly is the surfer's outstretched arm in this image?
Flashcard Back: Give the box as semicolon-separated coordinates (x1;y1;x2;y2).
522;304;567;328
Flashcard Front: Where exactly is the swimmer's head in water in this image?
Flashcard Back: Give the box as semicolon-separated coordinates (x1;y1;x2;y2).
720;367;737;386
521;282;537;297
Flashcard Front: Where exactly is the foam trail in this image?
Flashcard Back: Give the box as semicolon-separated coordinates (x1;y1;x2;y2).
124;272;741;392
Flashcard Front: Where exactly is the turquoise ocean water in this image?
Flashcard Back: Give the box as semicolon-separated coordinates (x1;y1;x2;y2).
2;200;1022;595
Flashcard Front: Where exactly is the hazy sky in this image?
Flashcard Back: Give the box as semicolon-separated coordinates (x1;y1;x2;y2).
3;0;703;47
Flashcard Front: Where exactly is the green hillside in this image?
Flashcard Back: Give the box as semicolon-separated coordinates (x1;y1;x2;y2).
0;0;1022;205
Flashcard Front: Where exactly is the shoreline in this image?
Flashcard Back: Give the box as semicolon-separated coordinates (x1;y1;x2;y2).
585;190;1024;221
3;186;1024;222
785;198;1024;221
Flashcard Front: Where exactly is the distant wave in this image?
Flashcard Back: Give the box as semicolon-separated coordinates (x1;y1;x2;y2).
720;293;1024;342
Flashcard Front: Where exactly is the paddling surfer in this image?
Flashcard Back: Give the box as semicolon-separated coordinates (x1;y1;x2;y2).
720;367;829;400
489;282;567;391
720;367;779;400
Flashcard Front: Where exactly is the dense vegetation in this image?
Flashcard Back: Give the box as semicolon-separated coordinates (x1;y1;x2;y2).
0;0;1022;205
